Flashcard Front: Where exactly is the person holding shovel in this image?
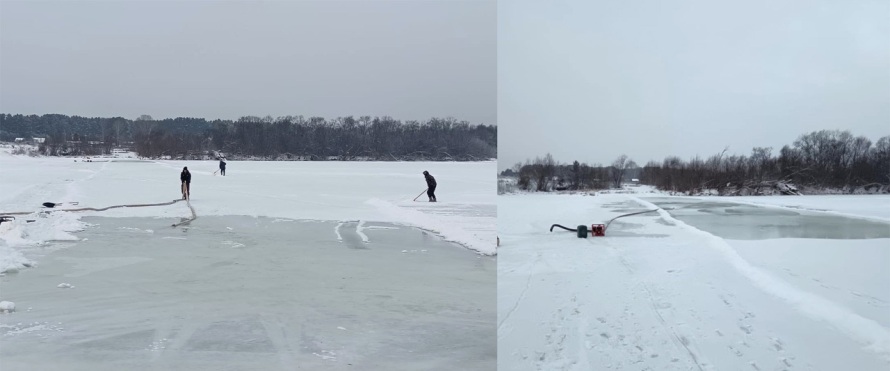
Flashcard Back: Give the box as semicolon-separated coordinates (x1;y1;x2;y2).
219;158;227;176
423;170;437;202
180;167;191;200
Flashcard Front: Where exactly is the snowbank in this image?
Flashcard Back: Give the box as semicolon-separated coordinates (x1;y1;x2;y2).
0;301;15;313
0;212;84;273
0;245;33;274
366;198;494;255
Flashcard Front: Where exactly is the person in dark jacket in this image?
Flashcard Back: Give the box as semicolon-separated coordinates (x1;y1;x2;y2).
219;158;227;176
180;167;191;200
423;170;437;202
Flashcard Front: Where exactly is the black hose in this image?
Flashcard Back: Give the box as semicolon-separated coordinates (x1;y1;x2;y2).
604;208;660;231
550;224;576;232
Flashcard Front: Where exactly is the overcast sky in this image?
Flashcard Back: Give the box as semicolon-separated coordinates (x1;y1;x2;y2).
0;0;495;124
499;0;889;170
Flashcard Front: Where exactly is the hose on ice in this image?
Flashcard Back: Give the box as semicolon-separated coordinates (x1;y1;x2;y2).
550;208;659;238
0;199;197;227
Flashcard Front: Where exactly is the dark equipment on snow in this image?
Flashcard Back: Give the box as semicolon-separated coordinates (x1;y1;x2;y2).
549;223;606;238
42;202;79;208
550;209;659;238
0;216;14;225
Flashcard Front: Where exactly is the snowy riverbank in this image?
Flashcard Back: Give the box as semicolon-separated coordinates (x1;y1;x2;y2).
498;192;890;370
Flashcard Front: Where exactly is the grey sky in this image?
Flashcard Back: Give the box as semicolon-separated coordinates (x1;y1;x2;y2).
0;0;496;125
498;0;889;170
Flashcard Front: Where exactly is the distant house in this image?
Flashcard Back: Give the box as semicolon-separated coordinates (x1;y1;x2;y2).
33;138;45;144
630;178;640;186
14;138;24;143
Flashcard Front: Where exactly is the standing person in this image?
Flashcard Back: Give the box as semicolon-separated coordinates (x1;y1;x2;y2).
180;167;191;200
423;170;437;202
219;158;227;176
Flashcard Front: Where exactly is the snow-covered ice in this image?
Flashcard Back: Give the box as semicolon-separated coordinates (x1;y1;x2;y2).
0;152;496;270
498;192;890;370
0;149;496;370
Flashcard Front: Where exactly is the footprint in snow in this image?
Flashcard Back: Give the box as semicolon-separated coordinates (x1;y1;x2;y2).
728;345;743;357
771;338;784;351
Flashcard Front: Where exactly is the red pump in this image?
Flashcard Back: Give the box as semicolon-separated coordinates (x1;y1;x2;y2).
549;209;659;238
590;224;605;237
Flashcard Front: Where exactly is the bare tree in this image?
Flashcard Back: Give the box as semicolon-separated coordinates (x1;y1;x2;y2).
611;154;632;188
538;153;557;191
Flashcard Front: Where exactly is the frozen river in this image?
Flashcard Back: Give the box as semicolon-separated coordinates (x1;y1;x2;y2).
643;197;890;240
0;216;496;370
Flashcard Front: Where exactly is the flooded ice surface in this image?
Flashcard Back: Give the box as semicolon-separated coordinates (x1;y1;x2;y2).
643;197;890;240
0;216;495;371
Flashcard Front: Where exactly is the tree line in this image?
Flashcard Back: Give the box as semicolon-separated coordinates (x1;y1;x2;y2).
0;113;497;161
503;153;641;192
641;130;889;194
502;130;889;194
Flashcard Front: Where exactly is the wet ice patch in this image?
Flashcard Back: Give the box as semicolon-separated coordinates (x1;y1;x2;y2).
184;319;276;353
1;215;496;369
646;197;890;240
55;256;153;278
